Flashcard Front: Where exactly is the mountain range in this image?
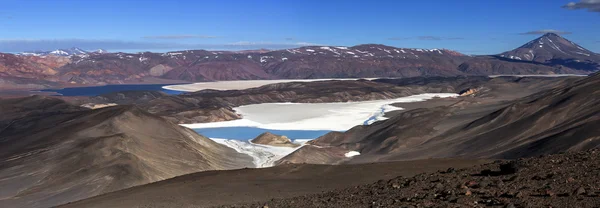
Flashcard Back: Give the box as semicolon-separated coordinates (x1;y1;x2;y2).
1;33;599;89
18;47;107;57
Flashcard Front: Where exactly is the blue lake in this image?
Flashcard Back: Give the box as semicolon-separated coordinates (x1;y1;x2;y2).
40;84;186;96
194;127;334;140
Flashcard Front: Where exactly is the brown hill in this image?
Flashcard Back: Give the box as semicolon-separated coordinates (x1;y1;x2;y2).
279;74;598;164
0;96;252;208
0;53;69;89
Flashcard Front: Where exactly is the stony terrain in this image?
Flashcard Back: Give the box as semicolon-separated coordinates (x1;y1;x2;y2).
236;149;600;208
58;159;490;208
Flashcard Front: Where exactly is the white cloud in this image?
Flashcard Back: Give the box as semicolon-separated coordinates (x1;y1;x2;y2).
519;30;572;35
0;39;323;53
562;0;600;13
142;35;218;39
226;41;319;47
388;36;464;41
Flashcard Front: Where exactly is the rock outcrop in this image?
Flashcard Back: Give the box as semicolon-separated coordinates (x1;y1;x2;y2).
251;132;300;148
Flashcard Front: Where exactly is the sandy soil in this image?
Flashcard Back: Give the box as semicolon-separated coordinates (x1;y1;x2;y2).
58;159;490;208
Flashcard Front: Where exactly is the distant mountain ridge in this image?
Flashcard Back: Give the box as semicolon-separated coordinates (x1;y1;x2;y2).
1;33;599;87
18;47;107;57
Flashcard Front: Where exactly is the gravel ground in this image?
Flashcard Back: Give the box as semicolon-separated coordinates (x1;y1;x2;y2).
229;149;600;208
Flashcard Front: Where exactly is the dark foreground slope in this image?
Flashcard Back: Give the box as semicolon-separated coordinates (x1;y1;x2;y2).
280;73;599;164
239;149;600;208
58;159;490;208
0;96;252;208
409;73;600;159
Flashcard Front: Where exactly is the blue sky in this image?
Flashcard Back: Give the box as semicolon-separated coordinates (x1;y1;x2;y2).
0;0;599;54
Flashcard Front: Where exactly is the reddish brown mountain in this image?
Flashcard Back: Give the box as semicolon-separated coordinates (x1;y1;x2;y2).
0;53;69;89
54;45;470;84
1;34;598;88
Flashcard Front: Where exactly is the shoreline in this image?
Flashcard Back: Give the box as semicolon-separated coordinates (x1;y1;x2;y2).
182;93;458;131
162;78;379;92
212;138;304;168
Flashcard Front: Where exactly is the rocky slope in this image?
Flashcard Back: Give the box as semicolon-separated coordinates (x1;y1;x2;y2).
279;74;596;164
241;149;600;208
0;96;252;208
57;159;490;208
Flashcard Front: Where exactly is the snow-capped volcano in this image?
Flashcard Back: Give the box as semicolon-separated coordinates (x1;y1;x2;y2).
500;33;599;62
498;33;600;71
